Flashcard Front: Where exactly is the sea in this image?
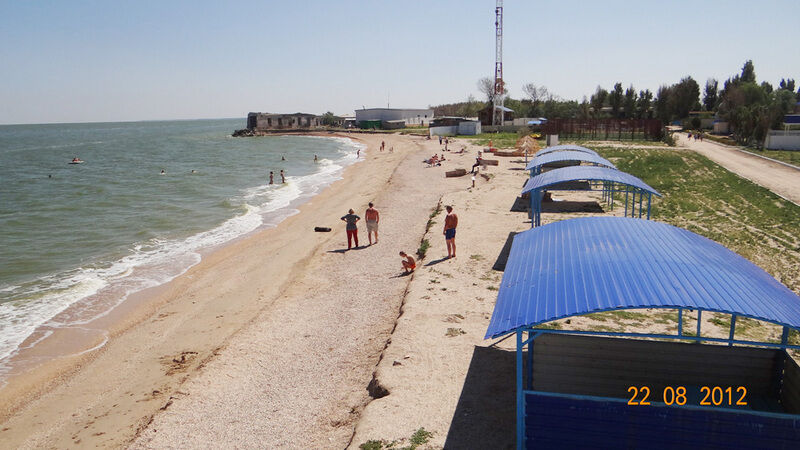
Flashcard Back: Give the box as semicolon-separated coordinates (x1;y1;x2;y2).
0;118;363;378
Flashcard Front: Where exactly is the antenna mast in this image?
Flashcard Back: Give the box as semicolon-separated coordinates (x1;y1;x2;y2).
492;0;504;126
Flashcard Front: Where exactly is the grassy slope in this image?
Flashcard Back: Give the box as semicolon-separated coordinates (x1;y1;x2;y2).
542;145;800;344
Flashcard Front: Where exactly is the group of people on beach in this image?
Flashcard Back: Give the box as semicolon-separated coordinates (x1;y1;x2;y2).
340;202;458;274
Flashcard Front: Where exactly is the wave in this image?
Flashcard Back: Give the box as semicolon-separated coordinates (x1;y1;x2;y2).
0;135;362;371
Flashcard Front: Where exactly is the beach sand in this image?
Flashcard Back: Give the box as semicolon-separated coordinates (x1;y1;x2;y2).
0;132;479;448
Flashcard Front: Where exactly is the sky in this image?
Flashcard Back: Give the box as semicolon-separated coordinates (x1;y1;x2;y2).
1;0;798;125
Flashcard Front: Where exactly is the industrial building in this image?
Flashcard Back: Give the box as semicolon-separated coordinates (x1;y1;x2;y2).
246;112;321;130
354;108;434;128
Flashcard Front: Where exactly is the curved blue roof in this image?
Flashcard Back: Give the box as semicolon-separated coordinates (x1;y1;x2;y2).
536;145;598;156
522;166;661;196
525;150;617;171
485;217;800;339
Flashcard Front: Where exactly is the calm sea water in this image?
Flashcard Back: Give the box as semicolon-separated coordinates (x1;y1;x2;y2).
0;119;362;368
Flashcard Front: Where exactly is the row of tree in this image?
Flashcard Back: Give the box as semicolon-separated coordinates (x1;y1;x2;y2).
435;60;799;146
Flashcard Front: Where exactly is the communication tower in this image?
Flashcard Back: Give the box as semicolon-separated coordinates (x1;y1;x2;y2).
492;0;504;126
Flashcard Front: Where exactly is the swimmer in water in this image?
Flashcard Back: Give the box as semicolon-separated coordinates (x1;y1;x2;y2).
280;169;285;183
281;156;285;161
269;171;274;184
314;155;318;162
160;169;166;175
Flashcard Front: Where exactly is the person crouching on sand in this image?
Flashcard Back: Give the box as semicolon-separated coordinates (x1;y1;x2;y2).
341;208;360;249
400;251;416;273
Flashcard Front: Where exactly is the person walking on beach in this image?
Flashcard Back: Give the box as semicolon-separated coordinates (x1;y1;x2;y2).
380;140;385;152
341;209;360;249
269;171;274;185
443;205;458;258
280;170;285;183
399;251;416;273
365;202;380;245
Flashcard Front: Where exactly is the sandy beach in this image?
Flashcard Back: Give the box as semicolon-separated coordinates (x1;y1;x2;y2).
0;132;475;448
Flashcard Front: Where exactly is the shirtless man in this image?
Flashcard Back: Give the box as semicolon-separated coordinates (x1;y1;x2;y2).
443;205;458;258
365;202;380;245
399;251;416;273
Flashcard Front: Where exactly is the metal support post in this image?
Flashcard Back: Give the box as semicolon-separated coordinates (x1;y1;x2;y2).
516;331;524;450
678;308;683;336
696;309;702;339
729;314;737;346
526;331;534;390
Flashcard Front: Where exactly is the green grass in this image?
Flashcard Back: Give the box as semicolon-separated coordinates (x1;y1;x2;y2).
595;146;800;294
458;132;524;149
416;239;430;260
752;149;800;167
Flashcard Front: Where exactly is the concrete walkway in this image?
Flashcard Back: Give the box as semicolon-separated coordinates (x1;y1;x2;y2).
676;133;800;206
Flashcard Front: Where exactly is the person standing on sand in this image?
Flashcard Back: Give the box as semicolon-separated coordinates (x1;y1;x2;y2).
365;202;380;245
269;171;274;184
381;141;385;151
341;209;360;249
443;205;458;258
399;251;416;273
280;170;285;183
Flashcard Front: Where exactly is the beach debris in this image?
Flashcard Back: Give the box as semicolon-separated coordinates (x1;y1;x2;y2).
445;327;466;337
445;168;467;178
392;360;402;366
314;226;332;232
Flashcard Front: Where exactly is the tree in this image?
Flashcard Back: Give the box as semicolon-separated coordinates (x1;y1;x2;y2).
477;76;507;103
609;83;624;118
655;85;672;123
703;79;718;112
320;111;338;126
761;81;773;95
740;60;756;83
579;96;591;120
668;76;700;119
590;86;608;118
636;89;653;119
779;78;795;92
522;83;549;117
623;85;637;119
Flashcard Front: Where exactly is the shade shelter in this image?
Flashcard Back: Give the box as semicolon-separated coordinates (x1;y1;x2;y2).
535;144;599;157
485;217;800;449
522;166;661;227
525;150;617;176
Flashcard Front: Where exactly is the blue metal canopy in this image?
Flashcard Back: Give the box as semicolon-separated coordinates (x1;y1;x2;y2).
525;150;617;172
535;144;598;157
485;217;800;339
522;165;660;196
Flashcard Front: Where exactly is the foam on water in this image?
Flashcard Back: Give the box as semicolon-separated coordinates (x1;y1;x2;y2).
0;131;365;373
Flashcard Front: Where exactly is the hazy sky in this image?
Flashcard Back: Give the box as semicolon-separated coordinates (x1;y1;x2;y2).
1;0;798;124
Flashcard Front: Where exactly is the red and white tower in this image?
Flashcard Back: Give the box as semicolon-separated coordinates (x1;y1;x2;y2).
492;0;504;126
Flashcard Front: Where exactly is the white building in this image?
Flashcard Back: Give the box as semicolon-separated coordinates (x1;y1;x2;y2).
355;108;434;126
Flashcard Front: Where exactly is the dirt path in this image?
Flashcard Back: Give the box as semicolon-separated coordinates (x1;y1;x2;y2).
675;133;800;205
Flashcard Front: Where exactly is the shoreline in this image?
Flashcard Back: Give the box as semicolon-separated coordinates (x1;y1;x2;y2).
0;131;366;389
0;131;458;447
0;132;367;424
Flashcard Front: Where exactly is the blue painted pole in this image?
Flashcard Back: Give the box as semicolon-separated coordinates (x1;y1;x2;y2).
781;326;789;346
516;331;524;450
696;309;702;339
678;308;683;336
729;314;737;346
527;331;533;390
647;193;651;219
